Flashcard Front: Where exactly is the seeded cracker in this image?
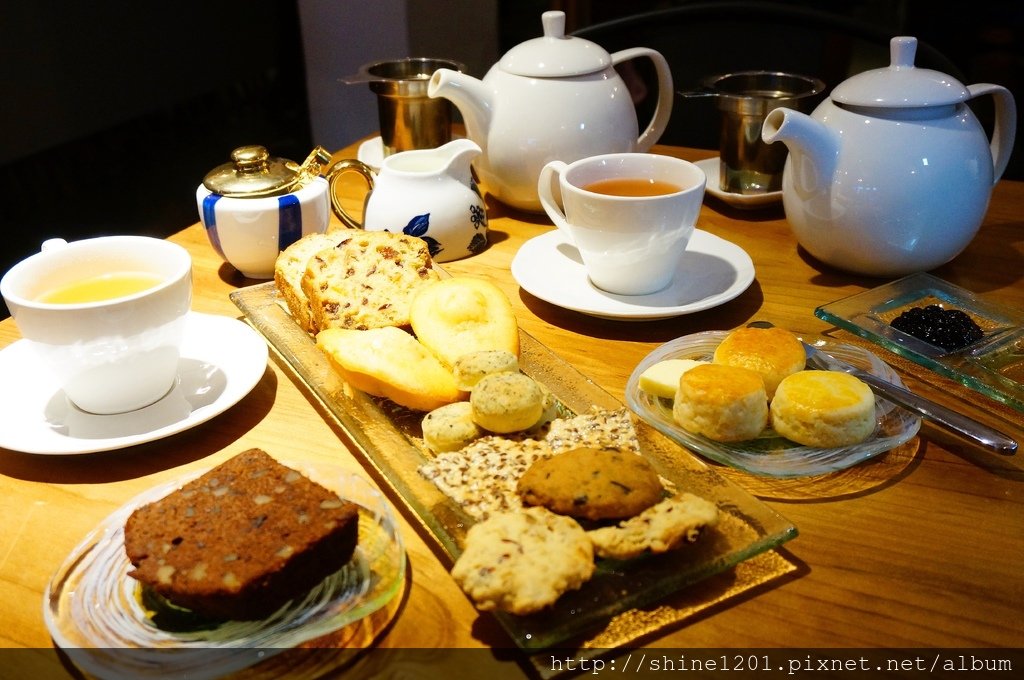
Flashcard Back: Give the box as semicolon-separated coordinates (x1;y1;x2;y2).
418;408;641;520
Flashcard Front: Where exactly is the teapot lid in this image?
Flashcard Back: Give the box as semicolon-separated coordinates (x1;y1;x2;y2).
498;11;611;78
831;37;970;108
203;145;332;197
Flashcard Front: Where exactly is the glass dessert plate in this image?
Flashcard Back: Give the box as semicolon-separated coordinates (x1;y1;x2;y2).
44;463;406;680
816;272;1024;412
626;331;922;478
230;281;798;652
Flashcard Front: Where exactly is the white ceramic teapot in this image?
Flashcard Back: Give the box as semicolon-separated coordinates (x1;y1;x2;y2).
427;10;673;212
761;36;1016;277
328;139;488;262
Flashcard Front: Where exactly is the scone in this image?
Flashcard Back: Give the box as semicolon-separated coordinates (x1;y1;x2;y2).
409;277;519;369
302;231;440;332
274;230;349;333
713;326;806;398
517;447;664;520
316;326;461;411
770;370;876;447
470;371;544;433
452;350;520;392
422;401;483;453
588;493;720;561
451;506;595;615
672;363;768;442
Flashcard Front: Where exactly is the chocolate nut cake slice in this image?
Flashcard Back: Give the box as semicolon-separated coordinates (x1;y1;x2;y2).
124;449;359;621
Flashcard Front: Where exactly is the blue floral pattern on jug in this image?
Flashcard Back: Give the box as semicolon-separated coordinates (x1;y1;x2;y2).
396;202;489;260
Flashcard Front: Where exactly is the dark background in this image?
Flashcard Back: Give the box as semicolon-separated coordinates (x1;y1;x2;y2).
2;0;1022;318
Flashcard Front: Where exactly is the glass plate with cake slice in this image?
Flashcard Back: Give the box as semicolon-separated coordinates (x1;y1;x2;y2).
44;456;406;680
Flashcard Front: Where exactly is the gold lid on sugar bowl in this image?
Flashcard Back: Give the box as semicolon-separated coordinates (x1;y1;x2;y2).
203;145;334;198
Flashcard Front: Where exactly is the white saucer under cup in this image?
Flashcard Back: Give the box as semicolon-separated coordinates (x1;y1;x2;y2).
511;229;755;321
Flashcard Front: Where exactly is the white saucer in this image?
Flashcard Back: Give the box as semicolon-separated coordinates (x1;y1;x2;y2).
695;157;783;209
357;136;385;171
0;313;268;455
511;229;755;321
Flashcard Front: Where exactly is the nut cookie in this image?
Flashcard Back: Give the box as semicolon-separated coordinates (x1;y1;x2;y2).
302;231;440;332
517;447;664;521
587;493;719;561
451;506;595;615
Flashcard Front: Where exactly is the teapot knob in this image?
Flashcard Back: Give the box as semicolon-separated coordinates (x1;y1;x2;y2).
890;36;918;69
541;10;566;38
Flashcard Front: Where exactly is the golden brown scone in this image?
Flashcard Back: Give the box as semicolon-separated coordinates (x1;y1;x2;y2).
302;231;440;333
409;277;519;369
316;326;461;411
713;326;806;399
451;507;595;615
470;371;544;433
673;363;768;442
517;447;664;520
274;231;349;333
770;370;876;447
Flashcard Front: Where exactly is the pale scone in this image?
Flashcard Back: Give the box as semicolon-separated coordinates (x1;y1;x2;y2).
302;231;440;332
587;493;719;561
422;401;483;453
451;506;595;615
452;349;520;392
713;326;806;399
274;230;349;333
470;371;545;434
409;277;519;369
315;326;461;412
672;363;768;442
770;370;876;447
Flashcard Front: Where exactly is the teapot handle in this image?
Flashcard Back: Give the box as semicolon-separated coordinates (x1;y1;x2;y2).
324;159;376;228
610;47;674;152
967;83;1017;185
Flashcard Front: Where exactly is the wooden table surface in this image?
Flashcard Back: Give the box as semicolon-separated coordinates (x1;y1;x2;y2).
1;141;1022;679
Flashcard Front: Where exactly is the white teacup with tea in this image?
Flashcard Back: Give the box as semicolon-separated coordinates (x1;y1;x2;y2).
0;236;193;414
537;153;706;296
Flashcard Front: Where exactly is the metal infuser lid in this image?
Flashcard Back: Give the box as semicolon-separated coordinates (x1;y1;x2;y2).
203;145;333;197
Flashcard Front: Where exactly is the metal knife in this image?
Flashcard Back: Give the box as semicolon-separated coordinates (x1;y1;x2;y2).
803;342;1018;455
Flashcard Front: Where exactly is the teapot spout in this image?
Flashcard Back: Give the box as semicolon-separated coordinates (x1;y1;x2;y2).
761;107;838;192
428;69;492;151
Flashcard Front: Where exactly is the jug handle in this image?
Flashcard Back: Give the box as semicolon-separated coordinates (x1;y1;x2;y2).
967;83;1017;184
610;47;674;152
324;159;376;228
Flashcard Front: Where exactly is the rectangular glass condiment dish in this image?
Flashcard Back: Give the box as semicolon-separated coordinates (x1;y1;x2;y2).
816;273;1024;412
231;281;797;651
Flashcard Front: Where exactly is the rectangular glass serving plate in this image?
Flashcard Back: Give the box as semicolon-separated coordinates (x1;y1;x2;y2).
816;272;1024;412
231;281;797;652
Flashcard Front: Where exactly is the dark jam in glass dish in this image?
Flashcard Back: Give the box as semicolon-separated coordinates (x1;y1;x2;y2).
890;304;984;351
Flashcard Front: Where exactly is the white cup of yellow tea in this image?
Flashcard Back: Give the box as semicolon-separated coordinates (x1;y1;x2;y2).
537;153;706;296
0;235;193;414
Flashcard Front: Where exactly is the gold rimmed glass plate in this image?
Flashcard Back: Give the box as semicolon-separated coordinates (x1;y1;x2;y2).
230;281;797;651
44;462;406;680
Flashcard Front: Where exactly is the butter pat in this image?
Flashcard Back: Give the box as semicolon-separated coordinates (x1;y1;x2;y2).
638;359;708;399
